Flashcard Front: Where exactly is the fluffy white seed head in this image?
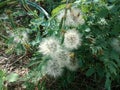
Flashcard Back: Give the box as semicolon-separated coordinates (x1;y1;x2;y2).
39;37;60;56
111;38;120;53
65;58;79;71
64;29;82;50
53;50;71;68
45;59;63;78
57;7;85;27
52;50;79;71
9;31;28;43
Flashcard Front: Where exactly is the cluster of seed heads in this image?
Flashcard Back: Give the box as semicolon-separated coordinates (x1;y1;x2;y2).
38;29;82;78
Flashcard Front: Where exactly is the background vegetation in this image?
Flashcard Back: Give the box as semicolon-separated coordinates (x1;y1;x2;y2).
0;0;120;90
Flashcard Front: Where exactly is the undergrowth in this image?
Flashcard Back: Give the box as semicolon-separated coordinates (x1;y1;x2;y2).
0;0;120;90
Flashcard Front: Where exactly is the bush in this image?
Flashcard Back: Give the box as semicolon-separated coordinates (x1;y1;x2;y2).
0;0;120;90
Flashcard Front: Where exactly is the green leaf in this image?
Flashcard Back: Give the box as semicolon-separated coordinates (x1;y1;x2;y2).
51;4;66;16
108;63;117;75
110;51;120;66
86;67;95;77
108;0;116;3
96;65;104;78
105;76;111;90
97;7;108;18
6;73;19;82
0;70;4;90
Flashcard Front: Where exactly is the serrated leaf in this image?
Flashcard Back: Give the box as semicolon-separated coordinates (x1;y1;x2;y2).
108;64;117;75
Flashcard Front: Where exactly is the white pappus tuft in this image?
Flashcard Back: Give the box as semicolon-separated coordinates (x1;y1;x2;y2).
64;29;82;50
65;56;79;71
9;31;28;43
52;50;79;71
111;38;120;53
57;7;85;27
53;49;71;68
45;59;63;78
38;37;60;56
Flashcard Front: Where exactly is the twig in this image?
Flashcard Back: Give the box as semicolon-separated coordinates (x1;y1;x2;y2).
8;54;26;67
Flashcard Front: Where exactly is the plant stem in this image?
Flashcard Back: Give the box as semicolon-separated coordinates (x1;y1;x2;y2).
0;33;8;40
0;0;17;8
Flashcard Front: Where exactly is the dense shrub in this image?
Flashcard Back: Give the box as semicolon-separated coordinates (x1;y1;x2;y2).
0;0;120;90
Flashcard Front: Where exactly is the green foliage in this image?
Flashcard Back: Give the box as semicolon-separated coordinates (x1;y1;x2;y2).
0;0;120;90
6;73;19;83
0;70;5;90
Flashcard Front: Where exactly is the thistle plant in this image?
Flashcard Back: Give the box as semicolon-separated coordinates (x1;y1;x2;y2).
1;0;120;89
38;28;82;78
